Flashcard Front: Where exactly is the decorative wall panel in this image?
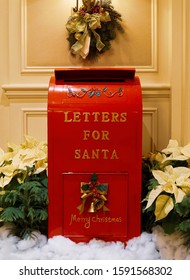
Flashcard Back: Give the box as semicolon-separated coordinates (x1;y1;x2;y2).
143;107;158;155
22;0;157;73
22;108;47;141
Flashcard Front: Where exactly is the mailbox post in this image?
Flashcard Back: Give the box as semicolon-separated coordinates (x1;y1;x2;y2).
48;68;142;243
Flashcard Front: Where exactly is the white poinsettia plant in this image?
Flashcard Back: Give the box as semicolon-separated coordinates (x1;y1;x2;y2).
0;135;47;188
145;165;190;221
143;139;190;235
0;136;48;238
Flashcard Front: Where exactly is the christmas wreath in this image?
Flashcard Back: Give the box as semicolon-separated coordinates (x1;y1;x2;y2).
66;0;124;60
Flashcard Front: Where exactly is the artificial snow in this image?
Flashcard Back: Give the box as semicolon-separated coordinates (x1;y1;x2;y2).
0;225;189;260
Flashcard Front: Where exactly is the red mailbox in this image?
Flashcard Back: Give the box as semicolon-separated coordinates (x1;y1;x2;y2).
48;68;142;243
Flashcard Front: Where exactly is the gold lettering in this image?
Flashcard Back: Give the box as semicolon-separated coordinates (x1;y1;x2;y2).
83;130;110;141
102;112;110;122
111;112;119;122
92;216;96;222
111;149;119;159
92;130;100;140
92;215;122;223
75;149;119;160
82;149;90;159
69;214;76;225
69;214;122;228
64;111;72;122
102;149;109;159
92;112;100;122
101;130;110;140
84;218;91;229
69;214;91;228
74;149;81;159
73;112;81;122
63;111;128;123
83;130;90;140
120;112;127;122
92;149;100;159
82;112;91;122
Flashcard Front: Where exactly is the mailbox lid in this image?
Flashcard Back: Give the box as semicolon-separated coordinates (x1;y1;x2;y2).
48;68;141;110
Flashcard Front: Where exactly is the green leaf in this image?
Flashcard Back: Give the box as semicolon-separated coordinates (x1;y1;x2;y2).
34;209;48;221
177;219;190;232
4;191;23;206
41;176;48;187
27;207;35;221
0;191;22;208
147;178;159;190
175;195;190;217
19;228;38;240
18;181;41;192
81;184;90;191
161;211;181;234
0;207;24;222
0;168;48;239
97;184;108;192
4;177;20;191
170;160;188;168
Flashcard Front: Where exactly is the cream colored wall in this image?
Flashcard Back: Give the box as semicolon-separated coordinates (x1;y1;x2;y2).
171;0;190;145
26;0;152;68
0;0;189;155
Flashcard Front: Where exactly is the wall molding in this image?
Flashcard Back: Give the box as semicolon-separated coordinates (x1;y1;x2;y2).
21;107;47;136
2;84;48;99
2;83;171;99
143;107;158;153
21;0;158;74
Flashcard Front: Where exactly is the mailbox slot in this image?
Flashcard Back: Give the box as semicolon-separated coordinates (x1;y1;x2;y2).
54;68;135;84
61;79;126;83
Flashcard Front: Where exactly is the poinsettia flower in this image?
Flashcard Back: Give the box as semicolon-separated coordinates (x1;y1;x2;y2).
0;164;15;188
161;139;190;162
7;142;20;152
161;140;186;161
0;165;15;177
181;143;190;157
145;165;190;220
0;175;12;188
0;148;5;166
34;159;47;174
21;135;39;149
145;151;165;165
0;136;48;187
10;137;47;169
11;151;33;170
162;139;181;156
0;148;14;166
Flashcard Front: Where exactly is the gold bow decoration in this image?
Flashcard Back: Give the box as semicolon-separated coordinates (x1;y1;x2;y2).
66;11;111;59
77;173;109;214
66;0;124;60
